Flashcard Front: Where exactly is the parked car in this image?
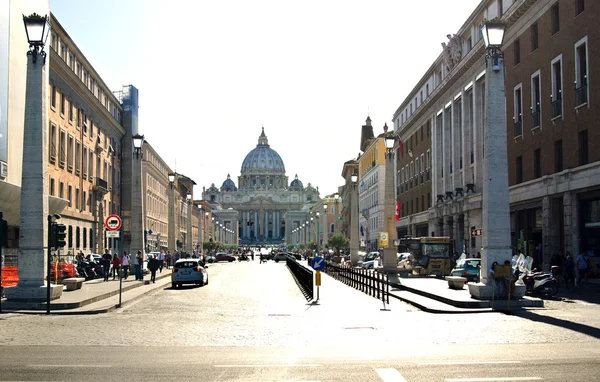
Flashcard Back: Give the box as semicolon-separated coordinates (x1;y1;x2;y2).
215;252;235;262
273;253;290;262
171;259;208;288
451;258;481;282
205;255;216;263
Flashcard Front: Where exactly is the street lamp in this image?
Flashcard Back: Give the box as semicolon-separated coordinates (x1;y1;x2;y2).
132;134;144;158
186;192;192;252
469;19;511;300
382;124;397;272
350;171;360;265
168;173;175;187
23;13;50;64
167;173;176;252
315;211;320;253
131;134;145;260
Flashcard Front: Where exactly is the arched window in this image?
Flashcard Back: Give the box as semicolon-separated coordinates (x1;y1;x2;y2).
330;223;335;233
75;227;80;249
83;228;87;249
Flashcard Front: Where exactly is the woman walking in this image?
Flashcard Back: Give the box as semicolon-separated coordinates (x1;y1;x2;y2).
112;253;121;280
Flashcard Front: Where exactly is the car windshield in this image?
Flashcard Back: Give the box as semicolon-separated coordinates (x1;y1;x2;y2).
465;260;480;268
175;261;198;269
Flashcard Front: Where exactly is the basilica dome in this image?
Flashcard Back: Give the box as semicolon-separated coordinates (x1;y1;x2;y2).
221;174;237;191
240;128;286;175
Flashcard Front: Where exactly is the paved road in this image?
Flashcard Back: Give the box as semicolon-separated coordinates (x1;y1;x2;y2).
0;259;598;381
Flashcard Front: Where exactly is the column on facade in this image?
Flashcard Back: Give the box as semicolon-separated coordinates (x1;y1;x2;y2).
564;192;579;257
443;217;450;239
463;86;474;186
444;107;452;193
452;214;459;253
474;76;485;189
464;211;472;255
452;97;461;192
435;112;444;199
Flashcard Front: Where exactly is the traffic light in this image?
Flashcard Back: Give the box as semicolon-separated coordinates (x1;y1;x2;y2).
52;223;67;248
0;212;7;247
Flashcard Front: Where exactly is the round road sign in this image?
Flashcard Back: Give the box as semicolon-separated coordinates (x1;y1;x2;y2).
105;215;122;231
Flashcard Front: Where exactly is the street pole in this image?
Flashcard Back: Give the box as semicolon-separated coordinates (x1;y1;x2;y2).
350;174;360;265
46;215;52;314
383;127;398;273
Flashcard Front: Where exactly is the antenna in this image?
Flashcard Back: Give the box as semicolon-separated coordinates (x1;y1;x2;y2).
174;158;177;172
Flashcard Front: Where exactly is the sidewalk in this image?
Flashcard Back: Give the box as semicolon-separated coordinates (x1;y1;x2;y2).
0;268;174;314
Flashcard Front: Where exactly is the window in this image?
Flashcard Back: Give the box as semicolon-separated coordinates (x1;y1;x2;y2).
75;188;80;210
60;92;65;116
551;3;560;35
51;85;56;108
534;149;541;178
576;0;584;15
69;101;74;122
554;140;563;172
516;156;523;184
551;55;563;118
514;39;520;65
75;141;81;175
426;150;431;180
50;178;55;196
427;193;431;208
67;184;72;207
575;36;588;106
82;191;86;212
82;146;88;179
531;23;538;51
49;123;57;163
89;151;94;182
579;130;588;165
514;84;523;137
59;130;66;167
59;181;64;199
531;71;541;128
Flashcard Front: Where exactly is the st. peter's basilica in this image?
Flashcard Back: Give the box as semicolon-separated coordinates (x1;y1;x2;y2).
201;128;320;245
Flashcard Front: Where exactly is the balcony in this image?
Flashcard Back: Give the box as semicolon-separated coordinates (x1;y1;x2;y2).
514;119;523;137
531;111;540;129
576;84;588;106
94;177;108;193
551;98;562;118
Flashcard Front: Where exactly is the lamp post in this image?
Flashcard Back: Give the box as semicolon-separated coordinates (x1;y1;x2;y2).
167;173;176;252
382;126;397;272
350;172;360;265
469;19;511;299
334;193;340;233
322;203;328;249
186;192;192;252
131;134;145;261
6;14;61;301
315;212;320;253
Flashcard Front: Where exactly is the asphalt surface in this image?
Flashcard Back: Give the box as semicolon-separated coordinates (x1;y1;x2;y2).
0;259;598;381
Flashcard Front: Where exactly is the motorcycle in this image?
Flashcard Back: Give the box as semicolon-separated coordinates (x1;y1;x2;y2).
238;254;249;262
516;269;558;296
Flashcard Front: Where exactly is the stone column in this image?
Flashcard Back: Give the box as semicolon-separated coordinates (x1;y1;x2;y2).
464;211;472;255
131;150;145;256
168;186;175;251
469;56;512;299
443;217;450;238
383;150;397;272
452;214;459;251
563;192;573;257
186;201;193;251
6;51;63;301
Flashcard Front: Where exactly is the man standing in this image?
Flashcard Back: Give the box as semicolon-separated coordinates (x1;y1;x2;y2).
576;251;590;284
158;250;165;273
148;255;160;283
121;251;130;279
134;250;143;281
101;249;112;282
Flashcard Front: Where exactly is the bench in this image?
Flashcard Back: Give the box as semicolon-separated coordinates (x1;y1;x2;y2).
446;276;468;290
63;277;85;291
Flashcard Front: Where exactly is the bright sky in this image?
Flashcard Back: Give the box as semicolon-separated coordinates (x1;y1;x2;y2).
50;0;481;197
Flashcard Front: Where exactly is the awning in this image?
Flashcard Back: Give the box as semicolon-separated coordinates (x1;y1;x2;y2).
0;181;69;226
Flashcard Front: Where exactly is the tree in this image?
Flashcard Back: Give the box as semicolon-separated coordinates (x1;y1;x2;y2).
328;232;349;255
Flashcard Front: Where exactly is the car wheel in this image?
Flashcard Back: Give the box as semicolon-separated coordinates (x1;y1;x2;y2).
171;282;176;289
205;276;209;285
229;259;233;262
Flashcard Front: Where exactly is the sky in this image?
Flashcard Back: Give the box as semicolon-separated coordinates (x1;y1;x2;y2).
49;0;482;197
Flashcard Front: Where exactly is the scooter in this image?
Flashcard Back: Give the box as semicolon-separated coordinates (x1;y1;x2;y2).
238;254;249;262
518;270;558;296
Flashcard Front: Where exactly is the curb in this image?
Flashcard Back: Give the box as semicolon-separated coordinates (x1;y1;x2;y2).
388;289;494;314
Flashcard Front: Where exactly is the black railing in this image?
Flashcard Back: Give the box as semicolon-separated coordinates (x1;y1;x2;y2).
551;98;562;118
531;111;540;129
286;257;313;301
514;119;523;137
575;85;588;106
95;177;108;192
322;262;389;305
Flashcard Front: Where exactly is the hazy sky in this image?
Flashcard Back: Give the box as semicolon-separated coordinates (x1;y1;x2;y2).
49;0;481;197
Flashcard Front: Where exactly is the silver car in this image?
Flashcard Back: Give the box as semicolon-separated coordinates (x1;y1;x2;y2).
171;259;208;288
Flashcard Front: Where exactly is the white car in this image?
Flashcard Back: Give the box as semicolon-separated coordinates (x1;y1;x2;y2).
171;259;208;288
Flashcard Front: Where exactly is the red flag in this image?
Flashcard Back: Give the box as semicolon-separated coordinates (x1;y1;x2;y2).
395;201;400;221
398;137;404;157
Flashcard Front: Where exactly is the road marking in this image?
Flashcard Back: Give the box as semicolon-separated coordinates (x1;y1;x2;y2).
28;365;112;368
213;364;320;368
376;368;408;382
445;378;542;382
420;361;523;366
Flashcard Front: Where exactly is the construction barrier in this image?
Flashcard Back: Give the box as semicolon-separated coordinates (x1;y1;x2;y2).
1;265;18;287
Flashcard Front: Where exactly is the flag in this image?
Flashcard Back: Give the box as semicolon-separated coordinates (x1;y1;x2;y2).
395;201;400;221
398;137;404;157
360;224;364;237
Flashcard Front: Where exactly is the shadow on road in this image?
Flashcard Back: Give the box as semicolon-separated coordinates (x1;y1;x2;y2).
513;310;600;340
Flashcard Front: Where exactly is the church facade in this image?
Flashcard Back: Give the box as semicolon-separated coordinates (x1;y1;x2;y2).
202;129;320;245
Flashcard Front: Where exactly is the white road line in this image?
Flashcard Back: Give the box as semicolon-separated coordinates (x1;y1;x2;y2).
28;365;112;368
213;364;321;368
445;378;542;382
376;368;408;382
420;361;523;366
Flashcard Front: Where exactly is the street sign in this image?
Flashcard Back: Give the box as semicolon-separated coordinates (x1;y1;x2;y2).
315;270;321;286
147;229;153;235
106;230;120;238
105;215;122;231
311;256;325;271
471;228;483;237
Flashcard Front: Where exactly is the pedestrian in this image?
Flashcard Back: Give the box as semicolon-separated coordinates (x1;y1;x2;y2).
166;251;172;269
112;253;121;280
158;250;165;273
147;255;160;283
576;250;590;283
121;251;130;279
563;255;575;291
101;249;112;282
134;250;143;281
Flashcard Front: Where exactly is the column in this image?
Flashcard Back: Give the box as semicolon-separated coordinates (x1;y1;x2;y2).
168;186;175;251
464;211;472;255
564;192;580;258
186;201;192;251
131;149;145;257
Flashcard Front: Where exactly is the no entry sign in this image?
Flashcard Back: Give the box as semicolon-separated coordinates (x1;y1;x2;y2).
105;215;122;231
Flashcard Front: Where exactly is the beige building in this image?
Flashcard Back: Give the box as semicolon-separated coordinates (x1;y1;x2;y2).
142;140;171;252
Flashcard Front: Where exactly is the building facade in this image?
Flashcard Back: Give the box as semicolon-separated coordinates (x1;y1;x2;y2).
142;140;171;252
202;128;319;246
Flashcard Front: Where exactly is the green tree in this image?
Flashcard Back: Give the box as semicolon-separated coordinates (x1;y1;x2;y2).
328;232;349;254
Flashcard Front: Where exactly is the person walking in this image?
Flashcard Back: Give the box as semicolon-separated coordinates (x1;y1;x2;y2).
121;251;130;279
165;251;172;269
563;255;575;291
576;251;590;284
112;253;121;280
101;250;112;282
134;250;143;281
158;250;165;273
147;255;160;283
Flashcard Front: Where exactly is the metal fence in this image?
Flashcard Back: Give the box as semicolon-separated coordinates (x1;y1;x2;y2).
286;257;313;301
323;262;389;305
